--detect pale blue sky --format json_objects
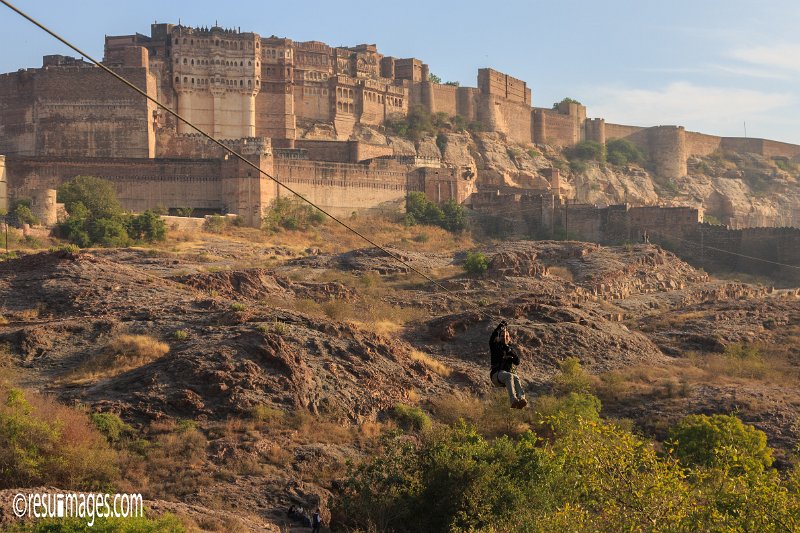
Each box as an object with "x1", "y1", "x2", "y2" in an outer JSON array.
[{"x1": 1, "y1": 0, "x2": 798, "y2": 143}]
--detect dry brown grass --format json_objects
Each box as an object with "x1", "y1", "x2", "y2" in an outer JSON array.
[
  {"x1": 408, "y1": 349, "x2": 452, "y2": 377},
  {"x1": 548, "y1": 265, "x2": 574, "y2": 282},
  {"x1": 68, "y1": 334, "x2": 169, "y2": 382}
]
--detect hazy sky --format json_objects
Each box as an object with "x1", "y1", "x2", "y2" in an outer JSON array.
[{"x1": 1, "y1": 0, "x2": 798, "y2": 143}]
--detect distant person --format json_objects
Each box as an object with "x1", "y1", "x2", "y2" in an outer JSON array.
[
  {"x1": 312, "y1": 508, "x2": 322, "y2": 533},
  {"x1": 489, "y1": 321, "x2": 527, "y2": 408}
]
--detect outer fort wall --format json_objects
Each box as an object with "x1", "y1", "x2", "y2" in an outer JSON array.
[
  {"x1": 603, "y1": 123, "x2": 645, "y2": 141},
  {"x1": 273, "y1": 160, "x2": 411, "y2": 217},
  {"x1": 456, "y1": 87, "x2": 479, "y2": 122},
  {"x1": 33, "y1": 65, "x2": 156, "y2": 158},
  {"x1": 426, "y1": 83, "x2": 459, "y2": 116},
  {"x1": 659, "y1": 224, "x2": 800, "y2": 286},
  {"x1": 0, "y1": 71, "x2": 36, "y2": 156},
  {"x1": 533, "y1": 109, "x2": 579, "y2": 146},
  {"x1": 6, "y1": 157, "x2": 225, "y2": 213},
  {"x1": 292, "y1": 140, "x2": 393, "y2": 163},
  {"x1": 685, "y1": 131, "x2": 722, "y2": 156}
]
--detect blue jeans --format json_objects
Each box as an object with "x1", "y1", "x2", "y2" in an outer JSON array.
[{"x1": 492, "y1": 370, "x2": 524, "y2": 403}]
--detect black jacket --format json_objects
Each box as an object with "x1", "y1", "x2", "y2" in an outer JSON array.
[{"x1": 489, "y1": 323, "x2": 519, "y2": 376}]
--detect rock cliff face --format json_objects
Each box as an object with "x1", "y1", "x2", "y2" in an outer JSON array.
[{"x1": 337, "y1": 125, "x2": 800, "y2": 228}]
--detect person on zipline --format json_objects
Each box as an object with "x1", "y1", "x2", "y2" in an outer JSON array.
[{"x1": 490, "y1": 320, "x2": 527, "y2": 409}]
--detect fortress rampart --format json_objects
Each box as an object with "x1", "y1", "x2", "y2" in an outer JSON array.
[
  {"x1": 474, "y1": 189, "x2": 800, "y2": 284},
  {"x1": 3, "y1": 21, "x2": 800, "y2": 181}
]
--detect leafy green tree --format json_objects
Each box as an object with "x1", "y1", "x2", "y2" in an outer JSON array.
[
  {"x1": 128, "y1": 210, "x2": 166, "y2": 242},
  {"x1": 428, "y1": 73, "x2": 442, "y2": 84},
  {"x1": 668, "y1": 414, "x2": 773, "y2": 473},
  {"x1": 88, "y1": 217, "x2": 130, "y2": 248},
  {"x1": 58, "y1": 176, "x2": 122, "y2": 220},
  {"x1": 464, "y1": 251, "x2": 488, "y2": 275},
  {"x1": 553, "y1": 97, "x2": 582, "y2": 110},
  {"x1": 56, "y1": 176, "x2": 167, "y2": 247},
  {"x1": 10, "y1": 200, "x2": 38, "y2": 227},
  {"x1": 441, "y1": 199, "x2": 467, "y2": 232}
]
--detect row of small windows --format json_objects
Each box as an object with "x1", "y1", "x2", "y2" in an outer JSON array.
[
  {"x1": 337, "y1": 102, "x2": 354, "y2": 113},
  {"x1": 176, "y1": 76, "x2": 259, "y2": 87},
  {"x1": 305, "y1": 71, "x2": 327, "y2": 81},
  {"x1": 264, "y1": 66, "x2": 292, "y2": 77},
  {"x1": 177, "y1": 57, "x2": 258, "y2": 68},
  {"x1": 299, "y1": 54, "x2": 328, "y2": 66},
  {"x1": 336, "y1": 87, "x2": 354, "y2": 99},
  {"x1": 263, "y1": 48, "x2": 290, "y2": 59},
  {"x1": 175, "y1": 37, "x2": 259, "y2": 49},
  {"x1": 302, "y1": 87, "x2": 328, "y2": 96}
]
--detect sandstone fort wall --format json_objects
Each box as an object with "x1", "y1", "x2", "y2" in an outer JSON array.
[{"x1": 0, "y1": 70, "x2": 36, "y2": 156}]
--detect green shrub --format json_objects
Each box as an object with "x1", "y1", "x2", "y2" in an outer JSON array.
[
  {"x1": 385, "y1": 105, "x2": 437, "y2": 141},
  {"x1": 566, "y1": 140, "x2": 605, "y2": 162},
  {"x1": 90, "y1": 412, "x2": 134, "y2": 445},
  {"x1": 173, "y1": 329, "x2": 190, "y2": 341},
  {"x1": 203, "y1": 214, "x2": 226, "y2": 233},
  {"x1": 175, "y1": 206, "x2": 194, "y2": 217},
  {"x1": 552, "y1": 357, "x2": 592, "y2": 395},
  {"x1": 262, "y1": 197, "x2": 326, "y2": 233},
  {"x1": 10, "y1": 200, "x2": 39, "y2": 227},
  {"x1": 129, "y1": 210, "x2": 166, "y2": 243},
  {"x1": 668, "y1": 413, "x2": 773, "y2": 473},
  {"x1": 391, "y1": 404, "x2": 431, "y2": 432},
  {"x1": 404, "y1": 192, "x2": 465, "y2": 233},
  {"x1": 464, "y1": 251, "x2": 488, "y2": 276},
  {"x1": 606, "y1": 138, "x2": 646, "y2": 166},
  {"x1": 88, "y1": 217, "x2": 130, "y2": 248},
  {"x1": 569, "y1": 159, "x2": 588, "y2": 174}
]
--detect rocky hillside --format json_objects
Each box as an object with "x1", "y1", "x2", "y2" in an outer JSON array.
[
  {"x1": 307, "y1": 121, "x2": 800, "y2": 229},
  {"x1": 2, "y1": 227, "x2": 799, "y2": 530}
]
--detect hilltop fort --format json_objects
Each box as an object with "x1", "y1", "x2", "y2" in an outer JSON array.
[{"x1": 0, "y1": 22, "x2": 799, "y2": 282}]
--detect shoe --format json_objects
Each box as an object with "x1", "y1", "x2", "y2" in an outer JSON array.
[{"x1": 517, "y1": 397, "x2": 528, "y2": 409}]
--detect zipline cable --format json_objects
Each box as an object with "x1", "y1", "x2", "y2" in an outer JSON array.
[{"x1": 0, "y1": 0, "x2": 498, "y2": 316}]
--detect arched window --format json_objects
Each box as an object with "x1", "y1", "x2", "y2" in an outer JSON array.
[
  {"x1": 191, "y1": 39, "x2": 194, "y2": 45},
  {"x1": 248, "y1": 80, "x2": 252, "y2": 87},
  {"x1": 174, "y1": 38, "x2": 178, "y2": 44},
  {"x1": 175, "y1": 76, "x2": 180, "y2": 83},
  {"x1": 183, "y1": 77, "x2": 188, "y2": 83},
  {"x1": 183, "y1": 58, "x2": 187, "y2": 64},
  {"x1": 240, "y1": 80, "x2": 243, "y2": 86},
  {"x1": 215, "y1": 40, "x2": 219, "y2": 46},
  {"x1": 175, "y1": 57, "x2": 179, "y2": 64},
  {"x1": 191, "y1": 59, "x2": 194, "y2": 65},
  {"x1": 191, "y1": 78, "x2": 194, "y2": 84},
  {"x1": 240, "y1": 61, "x2": 243, "y2": 66},
  {"x1": 248, "y1": 61, "x2": 252, "y2": 66}
]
